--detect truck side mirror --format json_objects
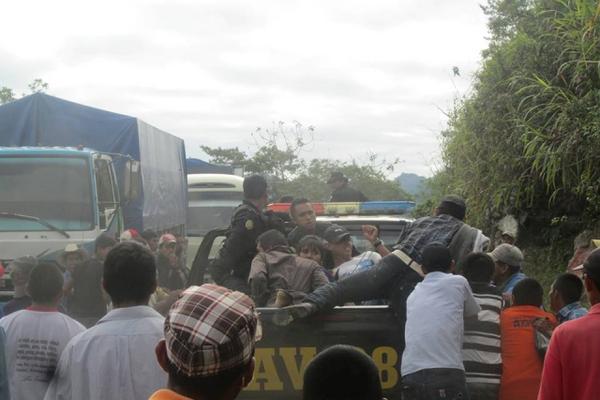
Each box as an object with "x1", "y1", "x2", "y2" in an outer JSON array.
[{"x1": 121, "y1": 160, "x2": 141, "y2": 203}]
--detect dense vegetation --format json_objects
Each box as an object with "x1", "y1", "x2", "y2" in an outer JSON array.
[{"x1": 429, "y1": 0, "x2": 600, "y2": 245}]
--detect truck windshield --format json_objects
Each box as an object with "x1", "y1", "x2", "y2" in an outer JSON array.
[
  {"x1": 187, "y1": 203, "x2": 238, "y2": 235},
  {"x1": 0, "y1": 156, "x2": 94, "y2": 231}
]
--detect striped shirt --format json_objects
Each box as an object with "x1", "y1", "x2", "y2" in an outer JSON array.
[{"x1": 462, "y1": 282, "x2": 503, "y2": 391}]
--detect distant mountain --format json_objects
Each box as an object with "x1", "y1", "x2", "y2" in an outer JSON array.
[{"x1": 396, "y1": 173, "x2": 426, "y2": 197}]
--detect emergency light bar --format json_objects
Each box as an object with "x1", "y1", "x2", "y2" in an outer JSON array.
[{"x1": 267, "y1": 201, "x2": 416, "y2": 216}]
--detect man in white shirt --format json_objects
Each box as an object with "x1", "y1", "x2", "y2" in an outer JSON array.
[
  {"x1": 401, "y1": 243, "x2": 480, "y2": 400},
  {"x1": 0, "y1": 262, "x2": 85, "y2": 399},
  {"x1": 44, "y1": 242, "x2": 167, "y2": 400}
]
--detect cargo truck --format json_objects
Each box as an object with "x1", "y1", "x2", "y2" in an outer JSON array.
[{"x1": 0, "y1": 93, "x2": 187, "y2": 298}]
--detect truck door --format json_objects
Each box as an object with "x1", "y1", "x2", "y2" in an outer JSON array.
[{"x1": 93, "y1": 156, "x2": 119, "y2": 231}]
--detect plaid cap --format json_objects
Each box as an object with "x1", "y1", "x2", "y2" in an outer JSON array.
[{"x1": 164, "y1": 284, "x2": 259, "y2": 377}]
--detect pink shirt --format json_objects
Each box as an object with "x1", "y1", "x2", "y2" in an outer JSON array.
[{"x1": 538, "y1": 303, "x2": 600, "y2": 400}]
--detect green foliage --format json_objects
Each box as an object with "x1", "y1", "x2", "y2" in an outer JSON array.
[
  {"x1": 201, "y1": 122, "x2": 411, "y2": 202},
  {"x1": 0, "y1": 87, "x2": 16, "y2": 104},
  {"x1": 0, "y1": 79, "x2": 49, "y2": 105},
  {"x1": 432, "y1": 0, "x2": 600, "y2": 234}
]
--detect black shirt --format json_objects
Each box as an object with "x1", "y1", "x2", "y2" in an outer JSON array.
[
  {"x1": 211, "y1": 201, "x2": 270, "y2": 287},
  {"x1": 330, "y1": 185, "x2": 368, "y2": 202},
  {"x1": 69, "y1": 258, "x2": 107, "y2": 318}
]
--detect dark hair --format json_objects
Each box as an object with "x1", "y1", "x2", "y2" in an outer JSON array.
[
  {"x1": 512, "y1": 278, "x2": 544, "y2": 306},
  {"x1": 463, "y1": 253, "x2": 495, "y2": 283},
  {"x1": 553, "y1": 273, "x2": 584, "y2": 305},
  {"x1": 278, "y1": 195, "x2": 294, "y2": 203},
  {"x1": 290, "y1": 198, "x2": 310, "y2": 217},
  {"x1": 437, "y1": 196, "x2": 466, "y2": 221},
  {"x1": 303, "y1": 345, "x2": 382, "y2": 400},
  {"x1": 141, "y1": 229, "x2": 158, "y2": 241},
  {"x1": 27, "y1": 263, "x2": 64, "y2": 304},
  {"x1": 95, "y1": 233, "x2": 117, "y2": 250},
  {"x1": 297, "y1": 235, "x2": 325, "y2": 256},
  {"x1": 166, "y1": 359, "x2": 249, "y2": 398},
  {"x1": 421, "y1": 243, "x2": 453, "y2": 273},
  {"x1": 243, "y1": 175, "x2": 267, "y2": 200},
  {"x1": 257, "y1": 229, "x2": 288, "y2": 251},
  {"x1": 103, "y1": 242, "x2": 157, "y2": 304}
]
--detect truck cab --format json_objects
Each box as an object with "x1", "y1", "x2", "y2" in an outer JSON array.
[{"x1": 0, "y1": 147, "x2": 139, "y2": 298}]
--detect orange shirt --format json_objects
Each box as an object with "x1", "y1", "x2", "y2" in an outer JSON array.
[
  {"x1": 499, "y1": 306, "x2": 557, "y2": 400},
  {"x1": 148, "y1": 389, "x2": 193, "y2": 400}
]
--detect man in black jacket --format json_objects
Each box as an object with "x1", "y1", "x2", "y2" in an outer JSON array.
[
  {"x1": 327, "y1": 172, "x2": 368, "y2": 202},
  {"x1": 210, "y1": 175, "x2": 283, "y2": 293}
]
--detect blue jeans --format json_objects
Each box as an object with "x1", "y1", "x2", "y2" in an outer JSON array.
[{"x1": 401, "y1": 368, "x2": 470, "y2": 400}]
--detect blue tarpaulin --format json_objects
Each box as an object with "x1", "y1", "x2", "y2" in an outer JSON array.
[
  {"x1": 186, "y1": 158, "x2": 234, "y2": 174},
  {"x1": 0, "y1": 93, "x2": 187, "y2": 231}
]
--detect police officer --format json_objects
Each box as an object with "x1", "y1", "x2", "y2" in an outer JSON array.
[
  {"x1": 210, "y1": 175, "x2": 282, "y2": 293},
  {"x1": 327, "y1": 172, "x2": 368, "y2": 202}
]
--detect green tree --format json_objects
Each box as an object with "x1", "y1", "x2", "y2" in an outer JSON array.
[
  {"x1": 0, "y1": 79, "x2": 49, "y2": 105},
  {"x1": 201, "y1": 122, "x2": 411, "y2": 201},
  {"x1": 430, "y1": 0, "x2": 600, "y2": 233}
]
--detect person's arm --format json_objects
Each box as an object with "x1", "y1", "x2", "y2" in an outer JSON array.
[
  {"x1": 361, "y1": 225, "x2": 390, "y2": 256},
  {"x1": 537, "y1": 330, "x2": 563, "y2": 400}
]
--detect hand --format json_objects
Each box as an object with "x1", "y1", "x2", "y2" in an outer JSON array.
[
  {"x1": 362, "y1": 225, "x2": 379, "y2": 243},
  {"x1": 272, "y1": 302, "x2": 317, "y2": 326}
]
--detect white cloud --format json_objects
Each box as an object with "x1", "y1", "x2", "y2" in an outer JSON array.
[{"x1": 1, "y1": 0, "x2": 489, "y2": 177}]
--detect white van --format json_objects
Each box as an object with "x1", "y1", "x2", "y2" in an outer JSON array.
[{"x1": 186, "y1": 174, "x2": 244, "y2": 267}]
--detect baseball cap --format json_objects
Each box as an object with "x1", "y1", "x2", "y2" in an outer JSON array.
[
  {"x1": 488, "y1": 244, "x2": 524, "y2": 268},
  {"x1": 323, "y1": 224, "x2": 351, "y2": 244},
  {"x1": 582, "y1": 248, "x2": 600, "y2": 282},
  {"x1": 327, "y1": 171, "x2": 348, "y2": 184},
  {"x1": 164, "y1": 284, "x2": 259, "y2": 377},
  {"x1": 120, "y1": 228, "x2": 140, "y2": 241},
  {"x1": 63, "y1": 243, "x2": 82, "y2": 253},
  {"x1": 158, "y1": 233, "x2": 177, "y2": 247}
]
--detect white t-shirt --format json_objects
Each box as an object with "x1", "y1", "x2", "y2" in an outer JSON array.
[
  {"x1": 335, "y1": 251, "x2": 382, "y2": 281},
  {"x1": 44, "y1": 305, "x2": 167, "y2": 400},
  {"x1": 401, "y1": 271, "x2": 480, "y2": 376},
  {"x1": 0, "y1": 309, "x2": 85, "y2": 400}
]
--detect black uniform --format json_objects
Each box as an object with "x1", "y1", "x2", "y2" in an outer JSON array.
[
  {"x1": 210, "y1": 200, "x2": 280, "y2": 293},
  {"x1": 330, "y1": 185, "x2": 368, "y2": 202}
]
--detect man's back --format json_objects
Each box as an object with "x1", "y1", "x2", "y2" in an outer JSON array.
[
  {"x1": 0, "y1": 309, "x2": 85, "y2": 399},
  {"x1": 44, "y1": 305, "x2": 167, "y2": 400},
  {"x1": 249, "y1": 250, "x2": 328, "y2": 306},
  {"x1": 499, "y1": 305, "x2": 556, "y2": 400},
  {"x1": 395, "y1": 214, "x2": 463, "y2": 263},
  {"x1": 402, "y1": 272, "x2": 479, "y2": 376},
  {"x1": 538, "y1": 303, "x2": 600, "y2": 400},
  {"x1": 462, "y1": 282, "x2": 502, "y2": 399}
]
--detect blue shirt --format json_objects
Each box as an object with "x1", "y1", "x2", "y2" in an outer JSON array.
[
  {"x1": 557, "y1": 301, "x2": 588, "y2": 323},
  {"x1": 501, "y1": 271, "x2": 527, "y2": 294}
]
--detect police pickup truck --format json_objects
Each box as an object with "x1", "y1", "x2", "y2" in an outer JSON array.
[{"x1": 188, "y1": 201, "x2": 414, "y2": 399}]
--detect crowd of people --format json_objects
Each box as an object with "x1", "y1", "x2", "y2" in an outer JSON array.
[{"x1": 0, "y1": 172, "x2": 598, "y2": 400}]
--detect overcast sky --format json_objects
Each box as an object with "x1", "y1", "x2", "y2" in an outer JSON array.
[{"x1": 1, "y1": 0, "x2": 489, "y2": 177}]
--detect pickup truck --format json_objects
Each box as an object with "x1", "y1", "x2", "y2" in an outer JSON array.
[{"x1": 188, "y1": 206, "x2": 414, "y2": 399}]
